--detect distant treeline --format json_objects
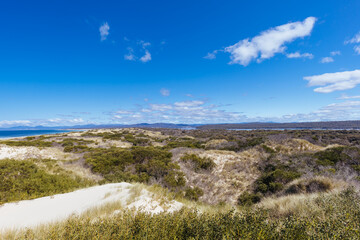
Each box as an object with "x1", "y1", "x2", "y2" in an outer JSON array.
[{"x1": 197, "y1": 121, "x2": 360, "y2": 130}]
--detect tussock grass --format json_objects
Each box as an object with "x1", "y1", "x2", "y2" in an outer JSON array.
[{"x1": 4, "y1": 188, "x2": 360, "y2": 240}]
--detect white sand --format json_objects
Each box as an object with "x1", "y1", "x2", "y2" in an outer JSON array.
[
  {"x1": 0, "y1": 183, "x2": 183, "y2": 231},
  {"x1": 0, "y1": 145, "x2": 74, "y2": 160}
]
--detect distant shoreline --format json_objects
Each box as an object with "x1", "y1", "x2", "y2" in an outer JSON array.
[{"x1": 0, "y1": 130, "x2": 75, "y2": 139}]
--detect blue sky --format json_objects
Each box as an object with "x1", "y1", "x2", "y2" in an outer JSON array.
[{"x1": 1, "y1": 0, "x2": 360, "y2": 127}]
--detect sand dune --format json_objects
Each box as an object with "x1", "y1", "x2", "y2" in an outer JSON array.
[{"x1": 0, "y1": 183, "x2": 183, "y2": 231}]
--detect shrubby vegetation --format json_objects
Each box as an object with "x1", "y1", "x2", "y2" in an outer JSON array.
[
  {"x1": 0, "y1": 160, "x2": 92, "y2": 204},
  {"x1": 181, "y1": 153, "x2": 215, "y2": 172},
  {"x1": 85, "y1": 146, "x2": 185, "y2": 189},
  {"x1": 1, "y1": 140, "x2": 52, "y2": 147}
]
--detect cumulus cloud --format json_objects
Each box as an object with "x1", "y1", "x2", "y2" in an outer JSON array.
[
  {"x1": 140, "y1": 50, "x2": 151, "y2": 62},
  {"x1": 286, "y1": 52, "x2": 314, "y2": 59},
  {"x1": 223, "y1": 17, "x2": 316, "y2": 66},
  {"x1": 320, "y1": 57, "x2": 334, "y2": 63},
  {"x1": 99, "y1": 22, "x2": 110, "y2": 41},
  {"x1": 160, "y1": 88, "x2": 170, "y2": 96},
  {"x1": 304, "y1": 69, "x2": 360, "y2": 93}
]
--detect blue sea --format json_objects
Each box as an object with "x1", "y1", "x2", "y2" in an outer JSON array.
[{"x1": 0, "y1": 130, "x2": 72, "y2": 139}]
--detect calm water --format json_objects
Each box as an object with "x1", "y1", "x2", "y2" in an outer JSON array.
[{"x1": 0, "y1": 130, "x2": 72, "y2": 139}]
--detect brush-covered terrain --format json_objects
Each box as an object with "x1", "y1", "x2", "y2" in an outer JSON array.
[{"x1": 1, "y1": 128, "x2": 360, "y2": 239}]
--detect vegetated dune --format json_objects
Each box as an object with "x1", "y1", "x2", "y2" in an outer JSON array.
[
  {"x1": 0, "y1": 145, "x2": 75, "y2": 161},
  {"x1": 0, "y1": 183, "x2": 183, "y2": 232}
]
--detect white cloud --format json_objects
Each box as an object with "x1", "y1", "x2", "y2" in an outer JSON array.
[
  {"x1": 345, "y1": 32, "x2": 360, "y2": 44},
  {"x1": 330, "y1": 51, "x2": 341, "y2": 56},
  {"x1": 286, "y1": 52, "x2": 314, "y2": 59},
  {"x1": 124, "y1": 48, "x2": 136, "y2": 61},
  {"x1": 99, "y1": 22, "x2": 110, "y2": 41},
  {"x1": 174, "y1": 100, "x2": 204, "y2": 107},
  {"x1": 223, "y1": 17, "x2": 316, "y2": 66},
  {"x1": 204, "y1": 50, "x2": 219, "y2": 60},
  {"x1": 345, "y1": 32, "x2": 360, "y2": 54},
  {"x1": 150, "y1": 104, "x2": 172, "y2": 111},
  {"x1": 320, "y1": 57, "x2": 334, "y2": 63},
  {"x1": 354, "y1": 45, "x2": 360, "y2": 55},
  {"x1": 160, "y1": 88, "x2": 170, "y2": 96},
  {"x1": 140, "y1": 50, "x2": 151, "y2": 62},
  {"x1": 304, "y1": 69, "x2": 360, "y2": 93},
  {"x1": 337, "y1": 94, "x2": 360, "y2": 100}
]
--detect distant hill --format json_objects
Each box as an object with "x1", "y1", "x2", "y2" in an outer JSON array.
[
  {"x1": 2, "y1": 120, "x2": 360, "y2": 131},
  {"x1": 197, "y1": 120, "x2": 360, "y2": 130}
]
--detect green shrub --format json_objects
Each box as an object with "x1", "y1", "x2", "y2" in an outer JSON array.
[
  {"x1": 255, "y1": 166, "x2": 301, "y2": 194},
  {"x1": 0, "y1": 160, "x2": 91, "y2": 204},
  {"x1": 1, "y1": 140, "x2": 52, "y2": 147},
  {"x1": 85, "y1": 147, "x2": 186, "y2": 190},
  {"x1": 237, "y1": 191, "x2": 262, "y2": 206},
  {"x1": 184, "y1": 187, "x2": 204, "y2": 201},
  {"x1": 315, "y1": 147, "x2": 350, "y2": 166},
  {"x1": 181, "y1": 153, "x2": 216, "y2": 172}
]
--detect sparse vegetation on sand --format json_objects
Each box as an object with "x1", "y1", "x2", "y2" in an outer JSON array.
[{"x1": 2, "y1": 128, "x2": 360, "y2": 239}]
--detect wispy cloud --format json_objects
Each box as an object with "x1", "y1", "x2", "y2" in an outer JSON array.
[
  {"x1": 337, "y1": 94, "x2": 360, "y2": 100},
  {"x1": 99, "y1": 22, "x2": 110, "y2": 41},
  {"x1": 124, "y1": 47, "x2": 136, "y2": 61},
  {"x1": 330, "y1": 51, "x2": 341, "y2": 56},
  {"x1": 286, "y1": 52, "x2": 313, "y2": 59},
  {"x1": 304, "y1": 69, "x2": 360, "y2": 93},
  {"x1": 160, "y1": 88, "x2": 170, "y2": 96},
  {"x1": 0, "y1": 118, "x2": 87, "y2": 128},
  {"x1": 345, "y1": 32, "x2": 360, "y2": 54},
  {"x1": 217, "y1": 17, "x2": 316, "y2": 66},
  {"x1": 124, "y1": 40, "x2": 152, "y2": 62},
  {"x1": 345, "y1": 32, "x2": 360, "y2": 44},
  {"x1": 354, "y1": 45, "x2": 360, "y2": 55},
  {"x1": 320, "y1": 57, "x2": 334, "y2": 63}
]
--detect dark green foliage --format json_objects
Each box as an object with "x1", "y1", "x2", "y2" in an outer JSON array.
[
  {"x1": 181, "y1": 153, "x2": 216, "y2": 172},
  {"x1": 1, "y1": 140, "x2": 52, "y2": 147},
  {"x1": 0, "y1": 160, "x2": 91, "y2": 204},
  {"x1": 285, "y1": 179, "x2": 332, "y2": 195},
  {"x1": 124, "y1": 134, "x2": 150, "y2": 146},
  {"x1": 255, "y1": 165, "x2": 301, "y2": 194},
  {"x1": 184, "y1": 187, "x2": 204, "y2": 201},
  {"x1": 85, "y1": 147, "x2": 185, "y2": 189},
  {"x1": 315, "y1": 147, "x2": 350, "y2": 166},
  {"x1": 262, "y1": 144, "x2": 276, "y2": 153},
  {"x1": 165, "y1": 139, "x2": 204, "y2": 149},
  {"x1": 237, "y1": 192, "x2": 262, "y2": 206},
  {"x1": 238, "y1": 137, "x2": 264, "y2": 149},
  {"x1": 22, "y1": 189, "x2": 360, "y2": 239}
]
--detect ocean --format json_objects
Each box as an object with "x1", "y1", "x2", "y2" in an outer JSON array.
[{"x1": 0, "y1": 130, "x2": 72, "y2": 139}]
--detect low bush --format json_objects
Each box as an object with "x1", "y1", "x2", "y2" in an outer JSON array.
[
  {"x1": 184, "y1": 186, "x2": 204, "y2": 201},
  {"x1": 181, "y1": 153, "x2": 216, "y2": 172},
  {"x1": 1, "y1": 140, "x2": 52, "y2": 147},
  {"x1": 237, "y1": 191, "x2": 262, "y2": 206},
  {"x1": 0, "y1": 160, "x2": 91, "y2": 204},
  {"x1": 315, "y1": 146, "x2": 350, "y2": 166},
  {"x1": 85, "y1": 147, "x2": 186, "y2": 189},
  {"x1": 255, "y1": 165, "x2": 301, "y2": 194}
]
